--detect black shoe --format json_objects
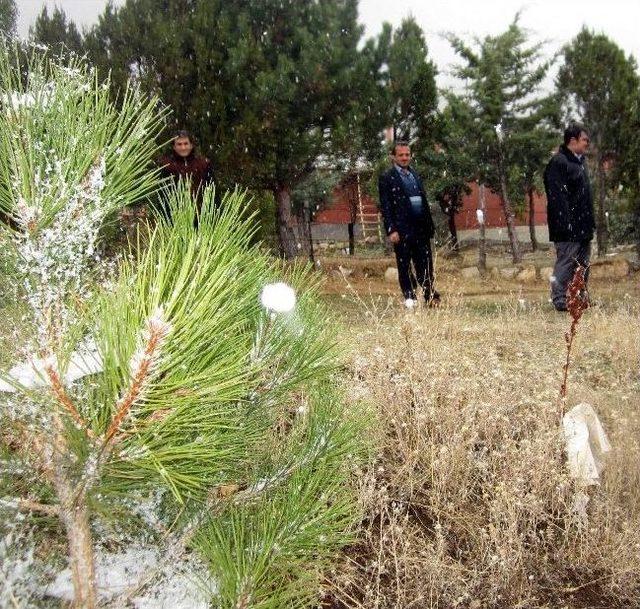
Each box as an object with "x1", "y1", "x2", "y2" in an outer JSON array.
[
  {"x1": 554, "y1": 304, "x2": 568, "y2": 312},
  {"x1": 427, "y1": 291, "x2": 441, "y2": 307}
]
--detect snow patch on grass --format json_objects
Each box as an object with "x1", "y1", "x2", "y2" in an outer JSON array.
[{"x1": 44, "y1": 545, "x2": 214, "y2": 608}]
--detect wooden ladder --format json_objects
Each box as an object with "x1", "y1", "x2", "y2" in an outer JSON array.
[{"x1": 355, "y1": 172, "x2": 382, "y2": 243}]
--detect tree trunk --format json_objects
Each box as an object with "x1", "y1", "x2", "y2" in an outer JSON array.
[
  {"x1": 274, "y1": 185, "x2": 299, "y2": 259},
  {"x1": 63, "y1": 499, "x2": 96, "y2": 609},
  {"x1": 447, "y1": 205, "x2": 459, "y2": 252},
  {"x1": 528, "y1": 186, "x2": 538, "y2": 252},
  {"x1": 478, "y1": 184, "x2": 487, "y2": 274},
  {"x1": 301, "y1": 203, "x2": 315, "y2": 263},
  {"x1": 52, "y1": 430, "x2": 96, "y2": 609},
  {"x1": 348, "y1": 222, "x2": 355, "y2": 255},
  {"x1": 596, "y1": 151, "x2": 608, "y2": 256},
  {"x1": 498, "y1": 172, "x2": 522, "y2": 263}
]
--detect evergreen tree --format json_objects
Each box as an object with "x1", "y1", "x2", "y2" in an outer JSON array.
[
  {"x1": 617, "y1": 89, "x2": 640, "y2": 254},
  {"x1": 417, "y1": 94, "x2": 476, "y2": 251},
  {"x1": 557, "y1": 28, "x2": 640, "y2": 255},
  {"x1": 29, "y1": 6, "x2": 84, "y2": 56},
  {"x1": 86, "y1": 0, "x2": 370, "y2": 259},
  {"x1": 0, "y1": 49, "x2": 364, "y2": 607},
  {"x1": 448, "y1": 17, "x2": 556, "y2": 263},
  {"x1": 508, "y1": 116, "x2": 559, "y2": 251},
  {"x1": 384, "y1": 17, "x2": 438, "y2": 143},
  {"x1": 0, "y1": 0, "x2": 16, "y2": 38}
]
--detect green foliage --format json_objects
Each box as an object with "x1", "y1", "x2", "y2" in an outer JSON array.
[
  {"x1": 0, "y1": 45, "x2": 165, "y2": 229},
  {"x1": 417, "y1": 94, "x2": 476, "y2": 209},
  {"x1": 558, "y1": 28, "x2": 639, "y2": 153},
  {"x1": 446, "y1": 15, "x2": 559, "y2": 261},
  {"x1": 88, "y1": 188, "x2": 341, "y2": 501},
  {"x1": 85, "y1": 1, "x2": 368, "y2": 199},
  {"x1": 448, "y1": 16, "x2": 558, "y2": 200},
  {"x1": 449, "y1": 16, "x2": 557, "y2": 192},
  {"x1": 291, "y1": 169, "x2": 340, "y2": 217},
  {"x1": 0, "y1": 0, "x2": 16, "y2": 38},
  {"x1": 0, "y1": 50, "x2": 365, "y2": 605},
  {"x1": 195, "y1": 386, "x2": 367, "y2": 608},
  {"x1": 384, "y1": 17, "x2": 438, "y2": 143},
  {"x1": 30, "y1": 6, "x2": 84, "y2": 56},
  {"x1": 558, "y1": 28, "x2": 640, "y2": 252}
]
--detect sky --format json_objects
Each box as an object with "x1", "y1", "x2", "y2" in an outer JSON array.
[{"x1": 16, "y1": 0, "x2": 640, "y2": 90}]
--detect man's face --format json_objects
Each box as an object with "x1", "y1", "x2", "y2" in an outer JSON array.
[
  {"x1": 570, "y1": 132, "x2": 590, "y2": 156},
  {"x1": 393, "y1": 145, "x2": 412, "y2": 168},
  {"x1": 173, "y1": 136, "x2": 194, "y2": 158}
]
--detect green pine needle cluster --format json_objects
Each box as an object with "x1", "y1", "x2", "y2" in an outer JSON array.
[{"x1": 0, "y1": 48, "x2": 367, "y2": 607}]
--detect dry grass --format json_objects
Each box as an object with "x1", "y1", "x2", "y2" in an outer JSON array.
[{"x1": 326, "y1": 286, "x2": 640, "y2": 608}]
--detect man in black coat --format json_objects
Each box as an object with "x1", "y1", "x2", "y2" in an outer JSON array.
[
  {"x1": 378, "y1": 141, "x2": 439, "y2": 307},
  {"x1": 543, "y1": 123, "x2": 595, "y2": 311}
]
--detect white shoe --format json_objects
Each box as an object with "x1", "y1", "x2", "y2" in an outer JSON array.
[{"x1": 404, "y1": 298, "x2": 417, "y2": 309}]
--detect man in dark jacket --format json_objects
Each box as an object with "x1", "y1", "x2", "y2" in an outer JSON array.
[
  {"x1": 543, "y1": 123, "x2": 595, "y2": 311},
  {"x1": 157, "y1": 130, "x2": 215, "y2": 219},
  {"x1": 378, "y1": 141, "x2": 439, "y2": 307}
]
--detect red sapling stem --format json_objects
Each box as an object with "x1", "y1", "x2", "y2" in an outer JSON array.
[{"x1": 559, "y1": 265, "x2": 589, "y2": 416}]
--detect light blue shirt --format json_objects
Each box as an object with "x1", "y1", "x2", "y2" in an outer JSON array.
[{"x1": 394, "y1": 164, "x2": 423, "y2": 216}]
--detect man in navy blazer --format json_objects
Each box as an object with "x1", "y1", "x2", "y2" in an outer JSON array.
[{"x1": 378, "y1": 141, "x2": 439, "y2": 307}]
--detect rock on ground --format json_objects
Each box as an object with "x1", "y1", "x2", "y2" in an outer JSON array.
[
  {"x1": 384, "y1": 267, "x2": 399, "y2": 283},
  {"x1": 589, "y1": 257, "x2": 630, "y2": 279},
  {"x1": 516, "y1": 265, "x2": 537, "y2": 283},
  {"x1": 540, "y1": 266, "x2": 554, "y2": 282},
  {"x1": 461, "y1": 266, "x2": 481, "y2": 279}
]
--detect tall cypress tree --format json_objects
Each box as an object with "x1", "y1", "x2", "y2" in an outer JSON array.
[
  {"x1": 384, "y1": 17, "x2": 438, "y2": 144},
  {"x1": 30, "y1": 6, "x2": 83, "y2": 55},
  {"x1": 0, "y1": 0, "x2": 16, "y2": 38},
  {"x1": 448, "y1": 17, "x2": 556, "y2": 263},
  {"x1": 558, "y1": 28, "x2": 640, "y2": 256}
]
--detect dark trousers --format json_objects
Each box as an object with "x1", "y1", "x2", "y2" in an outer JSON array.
[
  {"x1": 393, "y1": 234, "x2": 435, "y2": 301},
  {"x1": 552, "y1": 240, "x2": 591, "y2": 309}
]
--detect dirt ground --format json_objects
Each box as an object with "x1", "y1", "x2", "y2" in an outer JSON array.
[{"x1": 319, "y1": 254, "x2": 640, "y2": 315}]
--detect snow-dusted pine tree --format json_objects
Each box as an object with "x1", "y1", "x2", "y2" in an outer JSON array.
[{"x1": 0, "y1": 48, "x2": 365, "y2": 608}]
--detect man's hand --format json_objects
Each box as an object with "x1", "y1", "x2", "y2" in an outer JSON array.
[{"x1": 388, "y1": 231, "x2": 400, "y2": 244}]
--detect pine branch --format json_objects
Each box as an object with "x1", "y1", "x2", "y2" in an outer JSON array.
[
  {"x1": 44, "y1": 361, "x2": 94, "y2": 438},
  {"x1": 104, "y1": 308, "x2": 171, "y2": 445},
  {"x1": 11, "y1": 497, "x2": 60, "y2": 517}
]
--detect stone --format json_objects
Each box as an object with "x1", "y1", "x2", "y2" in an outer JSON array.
[
  {"x1": 384, "y1": 267, "x2": 399, "y2": 283},
  {"x1": 461, "y1": 266, "x2": 481, "y2": 279},
  {"x1": 337, "y1": 265, "x2": 353, "y2": 278},
  {"x1": 589, "y1": 257, "x2": 630, "y2": 279},
  {"x1": 499, "y1": 267, "x2": 518, "y2": 280},
  {"x1": 516, "y1": 265, "x2": 537, "y2": 283},
  {"x1": 540, "y1": 266, "x2": 554, "y2": 282}
]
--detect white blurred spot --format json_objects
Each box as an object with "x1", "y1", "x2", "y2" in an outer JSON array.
[{"x1": 260, "y1": 282, "x2": 296, "y2": 313}]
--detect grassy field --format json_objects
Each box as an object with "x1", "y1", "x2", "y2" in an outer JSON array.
[
  {"x1": 1, "y1": 258, "x2": 639, "y2": 608},
  {"x1": 323, "y1": 271, "x2": 640, "y2": 608}
]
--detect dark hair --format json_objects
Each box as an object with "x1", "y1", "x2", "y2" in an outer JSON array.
[
  {"x1": 563, "y1": 123, "x2": 588, "y2": 146},
  {"x1": 391, "y1": 140, "x2": 410, "y2": 155},
  {"x1": 173, "y1": 129, "x2": 195, "y2": 144}
]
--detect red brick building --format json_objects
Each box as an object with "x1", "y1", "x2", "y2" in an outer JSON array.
[{"x1": 313, "y1": 174, "x2": 548, "y2": 241}]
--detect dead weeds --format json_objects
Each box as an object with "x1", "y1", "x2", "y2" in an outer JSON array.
[{"x1": 326, "y1": 289, "x2": 640, "y2": 609}]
